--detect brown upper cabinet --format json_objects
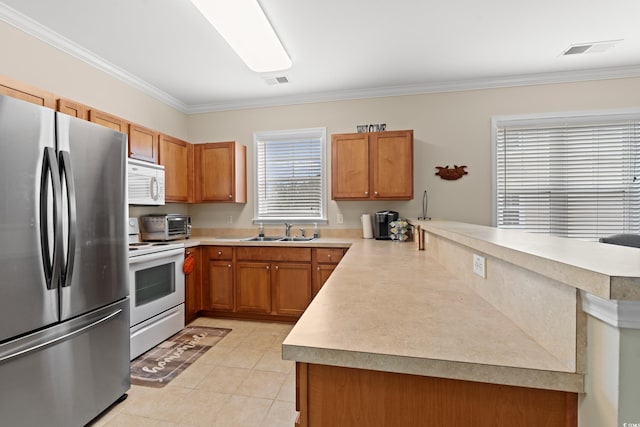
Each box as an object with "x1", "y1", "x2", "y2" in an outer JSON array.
[
  {"x1": 195, "y1": 141, "x2": 247, "y2": 203},
  {"x1": 159, "y1": 134, "x2": 193, "y2": 202},
  {"x1": 128, "y1": 123, "x2": 159, "y2": 164},
  {"x1": 56, "y1": 98, "x2": 88, "y2": 120},
  {"x1": 88, "y1": 108, "x2": 128, "y2": 133},
  {"x1": 0, "y1": 74, "x2": 55, "y2": 108},
  {"x1": 331, "y1": 130, "x2": 414, "y2": 200}
]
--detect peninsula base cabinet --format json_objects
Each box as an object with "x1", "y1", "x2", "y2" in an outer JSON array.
[{"x1": 295, "y1": 363, "x2": 577, "y2": 427}]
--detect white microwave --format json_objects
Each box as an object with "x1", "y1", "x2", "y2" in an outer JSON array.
[{"x1": 127, "y1": 158, "x2": 165, "y2": 205}]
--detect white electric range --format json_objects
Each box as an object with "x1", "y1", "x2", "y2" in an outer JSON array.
[{"x1": 128, "y1": 217, "x2": 185, "y2": 360}]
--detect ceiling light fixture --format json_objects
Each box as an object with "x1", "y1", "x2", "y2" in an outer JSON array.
[{"x1": 191, "y1": 0, "x2": 292, "y2": 73}]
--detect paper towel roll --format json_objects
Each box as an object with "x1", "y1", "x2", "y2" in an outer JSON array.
[{"x1": 361, "y1": 213, "x2": 374, "y2": 239}]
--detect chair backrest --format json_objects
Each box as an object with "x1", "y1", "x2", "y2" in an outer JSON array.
[{"x1": 599, "y1": 234, "x2": 640, "y2": 248}]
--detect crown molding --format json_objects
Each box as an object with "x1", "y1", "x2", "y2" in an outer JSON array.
[
  {"x1": 3, "y1": 2, "x2": 640, "y2": 115},
  {"x1": 185, "y1": 65, "x2": 640, "y2": 113},
  {"x1": 581, "y1": 291, "x2": 640, "y2": 329}
]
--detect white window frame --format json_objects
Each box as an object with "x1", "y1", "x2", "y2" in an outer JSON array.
[
  {"x1": 253, "y1": 127, "x2": 327, "y2": 224},
  {"x1": 492, "y1": 108, "x2": 640, "y2": 239}
]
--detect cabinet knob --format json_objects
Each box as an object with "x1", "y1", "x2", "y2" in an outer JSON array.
[
  {"x1": 317, "y1": 266, "x2": 320, "y2": 271},
  {"x1": 275, "y1": 265, "x2": 279, "y2": 270},
  {"x1": 227, "y1": 264, "x2": 231, "y2": 268},
  {"x1": 228, "y1": 194, "x2": 233, "y2": 199},
  {"x1": 374, "y1": 191, "x2": 378, "y2": 196},
  {"x1": 364, "y1": 191, "x2": 368, "y2": 195},
  {"x1": 217, "y1": 251, "x2": 222, "y2": 256},
  {"x1": 266, "y1": 265, "x2": 270, "y2": 270}
]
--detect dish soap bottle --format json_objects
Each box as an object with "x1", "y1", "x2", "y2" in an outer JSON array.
[
  {"x1": 258, "y1": 222, "x2": 265, "y2": 238},
  {"x1": 313, "y1": 223, "x2": 319, "y2": 238}
]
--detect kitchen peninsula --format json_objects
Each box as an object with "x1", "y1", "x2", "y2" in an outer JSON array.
[{"x1": 282, "y1": 220, "x2": 640, "y2": 427}]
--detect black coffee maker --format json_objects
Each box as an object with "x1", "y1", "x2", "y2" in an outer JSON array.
[{"x1": 374, "y1": 210, "x2": 399, "y2": 240}]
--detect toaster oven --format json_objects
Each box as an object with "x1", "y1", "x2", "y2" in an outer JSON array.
[{"x1": 140, "y1": 214, "x2": 191, "y2": 241}]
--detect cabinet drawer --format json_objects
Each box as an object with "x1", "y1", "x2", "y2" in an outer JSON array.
[
  {"x1": 236, "y1": 247, "x2": 311, "y2": 262},
  {"x1": 315, "y1": 248, "x2": 344, "y2": 264},
  {"x1": 208, "y1": 246, "x2": 233, "y2": 260}
]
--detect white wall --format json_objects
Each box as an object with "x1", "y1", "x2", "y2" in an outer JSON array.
[
  {"x1": 188, "y1": 78, "x2": 640, "y2": 229},
  {"x1": 0, "y1": 21, "x2": 189, "y2": 140}
]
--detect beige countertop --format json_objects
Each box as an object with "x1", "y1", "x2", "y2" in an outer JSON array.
[
  {"x1": 281, "y1": 235, "x2": 583, "y2": 393},
  {"x1": 417, "y1": 220, "x2": 640, "y2": 300}
]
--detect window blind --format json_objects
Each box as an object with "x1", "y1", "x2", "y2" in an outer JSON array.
[
  {"x1": 495, "y1": 115, "x2": 640, "y2": 239},
  {"x1": 255, "y1": 128, "x2": 325, "y2": 222}
]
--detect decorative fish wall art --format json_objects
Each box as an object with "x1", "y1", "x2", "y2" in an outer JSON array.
[{"x1": 435, "y1": 165, "x2": 468, "y2": 180}]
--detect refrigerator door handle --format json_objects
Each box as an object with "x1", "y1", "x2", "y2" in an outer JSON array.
[
  {"x1": 59, "y1": 150, "x2": 77, "y2": 288},
  {"x1": 0, "y1": 309, "x2": 123, "y2": 363},
  {"x1": 40, "y1": 147, "x2": 63, "y2": 291}
]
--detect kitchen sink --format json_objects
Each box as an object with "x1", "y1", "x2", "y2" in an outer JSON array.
[
  {"x1": 280, "y1": 236, "x2": 316, "y2": 242},
  {"x1": 243, "y1": 236, "x2": 316, "y2": 242},
  {"x1": 244, "y1": 236, "x2": 286, "y2": 241}
]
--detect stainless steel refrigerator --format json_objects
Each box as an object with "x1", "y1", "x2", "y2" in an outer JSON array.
[{"x1": 0, "y1": 94, "x2": 130, "y2": 426}]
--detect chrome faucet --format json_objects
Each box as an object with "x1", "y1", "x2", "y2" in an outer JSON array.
[{"x1": 284, "y1": 222, "x2": 293, "y2": 238}]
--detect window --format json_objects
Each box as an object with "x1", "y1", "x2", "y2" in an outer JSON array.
[
  {"x1": 254, "y1": 127, "x2": 326, "y2": 223},
  {"x1": 494, "y1": 111, "x2": 640, "y2": 239}
]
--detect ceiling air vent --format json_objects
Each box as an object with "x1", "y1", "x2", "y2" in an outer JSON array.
[
  {"x1": 263, "y1": 75, "x2": 289, "y2": 85},
  {"x1": 562, "y1": 40, "x2": 622, "y2": 56}
]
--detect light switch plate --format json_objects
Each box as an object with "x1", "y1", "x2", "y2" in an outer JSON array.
[
  {"x1": 336, "y1": 213, "x2": 344, "y2": 224},
  {"x1": 473, "y1": 254, "x2": 486, "y2": 279}
]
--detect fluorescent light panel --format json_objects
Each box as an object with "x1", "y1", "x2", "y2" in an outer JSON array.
[{"x1": 191, "y1": 0, "x2": 291, "y2": 73}]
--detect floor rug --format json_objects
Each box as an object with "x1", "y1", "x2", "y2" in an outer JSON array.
[{"x1": 130, "y1": 326, "x2": 231, "y2": 388}]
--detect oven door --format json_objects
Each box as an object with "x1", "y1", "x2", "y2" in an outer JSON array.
[{"x1": 128, "y1": 248, "x2": 185, "y2": 327}]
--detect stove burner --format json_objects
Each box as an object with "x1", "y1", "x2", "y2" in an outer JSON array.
[
  {"x1": 129, "y1": 247, "x2": 139, "y2": 251},
  {"x1": 152, "y1": 242, "x2": 170, "y2": 246},
  {"x1": 130, "y1": 243, "x2": 148, "y2": 247}
]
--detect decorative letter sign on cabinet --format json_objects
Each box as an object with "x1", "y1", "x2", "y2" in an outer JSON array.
[{"x1": 331, "y1": 130, "x2": 413, "y2": 200}]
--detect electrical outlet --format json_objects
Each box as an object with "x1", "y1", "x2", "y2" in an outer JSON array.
[
  {"x1": 473, "y1": 254, "x2": 486, "y2": 279},
  {"x1": 226, "y1": 215, "x2": 233, "y2": 225},
  {"x1": 336, "y1": 213, "x2": 344, "y2": 224}
]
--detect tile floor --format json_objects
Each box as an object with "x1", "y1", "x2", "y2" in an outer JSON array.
[{"x1": 91, "y1": 318, "x2": 297, "y2": 427}]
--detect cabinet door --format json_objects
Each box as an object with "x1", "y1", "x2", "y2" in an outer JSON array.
[
  {"x1": 272, "y1": 263, "x2": 312, "y2": 317},
  {"x1": 159, "y1": 134, "x2": 191, "y2": 202},
  {"x1": 129, "y1": 124, "x2": 159, "y2": 163},
  {"x1": 313, "y1": 264, "x2": 337, "y2": 298},
  {"x1": 184, "y1": 248, "x2": 201, "y2": 323},
  {"x1": 236, "y1": 262, "x2": 271, "y2": 313},
  {"x1": 370, "y1": 130, "x2": 413, "y2": 199},
  {"x1": 205, "y1": 260, "x2": 234, "y2": 311},
  {"x1": 331, "y1": 133, "x2": 370, "y2": 199},
  {"x1": 88, "y1": 109, "x2": 127, "y2": 133},
  {"x1": 197, "y1": 142, "x2": 234, "y2": 202},
  {"x1": 0, "y1": 74, "x2": 55, "y2": 108},
  {"x1": 56, "y1": 98, "x2": 87, "y2": 120}
]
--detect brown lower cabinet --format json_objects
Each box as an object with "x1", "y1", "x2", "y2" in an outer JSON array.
[
  {"x1": 198, "y1": 245, "x2": 337, "y2": 322},
  {"x1": 296, "y1": 363, "x2": 577, "y2": 427},
  {"x1": 312, "y1": 248, "x2": 345, "y2": 298},
  {"x1": 184, "y1": 247, "x2": 202, "y2": 324}
]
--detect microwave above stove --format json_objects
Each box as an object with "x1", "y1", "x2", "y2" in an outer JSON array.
[{"x1": 140, "y1": 214, "x2": 191, "y2": 241}]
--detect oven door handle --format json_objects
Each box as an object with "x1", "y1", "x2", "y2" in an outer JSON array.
[{"x1": 128, "y1": 247, "x2": 185, "y2": 265}]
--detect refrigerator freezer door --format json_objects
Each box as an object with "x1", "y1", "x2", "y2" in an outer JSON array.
[
  {"x1": 56, "y1": 114, "x2": 128, "y2": 320},
  {"x1": 0, "y1": 95, "x2": 59, "y2": 342},
  {"x1": 0, "y1": 298, "x2": 130, "y2": 426}
]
